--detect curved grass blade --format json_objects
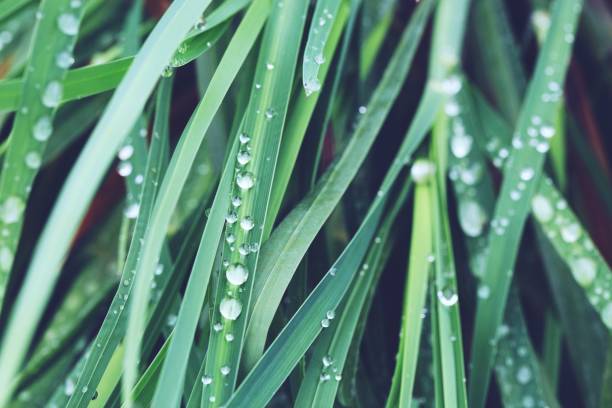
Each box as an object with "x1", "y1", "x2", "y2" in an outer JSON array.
[
  {"x1": 302, "y1": 0, "x2": 342, "y2": 95},
  {"x1": 468, "y1": 2, "x2": 585, "y2": 405},
  {"x1": 0, "y1": 0, "x2": 87, "y2": 309},
  {"x1": 264, "y1": 0, "x2": 349, "y2": 235},
  {"x1": 200, "y1": 1, "x2": 309, "y2": 406},
  {"x1": 294, "y1": 183, "x2": 409, "y2": 408},
  {"x1": 226, "y1": 193, "x2": 388, "y2": 408},
  {"x1": 244, "y1": 0, "x2": 435, "y2": 367},
  {"x1": 65, "y1": 77, "x2": 172, "y2": 408},
  {"x1": 0, "y1": 0, "x2": 214, "y2": 403}
]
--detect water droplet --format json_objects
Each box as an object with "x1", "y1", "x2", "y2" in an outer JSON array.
[
  {"x1": 124, "y1": 203, "x2": 140, "y2": 219},
  {"x1": 236, "y1": 172, "x2": 255, "y2": 190},
  {"x1": 239, "y1": 133, "x2": 250, "y2": 144},
  {"x1": 220, "y1": 366, "x2": 231, "y2": 376},
  {"x1": 1, "y1": 196, "x2": 25, "y2": 224},
  {"x1": 117, "y1": 162, "x2": 133, "y2": 177},
  {"x1": 57, "y1": 13, "x2": 79, "y2": 36},
  {"x1": 304, "y1": 77, "x2": 321, "y2": 96},
  {"x1": 225, "y1": 212, "x2": 238, "y2": 224},
  {"x1": 410, "y1": 159, "x2": 435, "y2": 183},
  {"x1": 477, "y1": 285, "x2": 490, "y2": 299},
  {"x1": 321, "y1": 318, "x2": 330, "y2": 328},
  {"x1": 225, "y1": 333, "x2": 234, "y2": 342},
  {"x1": 25, "y1": 152, "x2": 41, "y2": 169},
  {"x1": 451, "y1": 133, "x2": 473, "y2": 158},
  {"x1": 219, "y1": 298, "x2": 242, "y2": 320},
  {"x1": 326, "y1": 310, "x2": 335, "y2": 320},
  {"x1": 56, "y1": 51, "x2": 75, "y2": 69},
  {"x1": 237, "y1": 150, "x2": 251, "y2": 166},
  {"x1": 570, "y1": 257, "x2": 596, "y2": 286},
  {"x1": 226, "y1": 263, "x2": 248, "y2": 286},
  {"x1": 231, "y1": 196, "x2": 242, "y2": 207},
  {"x1": 314, "y1": 54, "x2": 325, "y2": 65},
  {"x1": 213, "y1": 322, "x2": 223, "y2": 332},
  {"x1": 42, "y1": 81, "x2": 63, "y2": 108},
  {"x1": 264, "y1": 108, "x2": 276, "y2": 120},
  {"x1": 520, "y1": 168, "x2": 535, "y2": 181},
  {"x1": 33, "y1": 117, "x2": 53, "y2": 141},
  {"x1": 540, "y1": 126, "x2": 555, "y2": 139},
  {"x1": 201, "y1": 375, "x2": 212, "y2": 385},
  {"x1": 266, "y1": 62, "x2": 274, "y2": 70},
  {"x1": 560, "y1": 223, "x2": 581, "y2": 243},
  {"x1": 240, "y1": 217, "x2": 254, "y2": 231},
  {"x1": 437, "y1": 288, "x2": 458, "y2": 307},
  {"x1": 0, "y1": 246, "x2": 13, "y2": 271},
  {"x1": 516, "y1": 365, "x2": 532, "y2": 384},
  {"x1": 531, "y1": 195, "x2": 554, "y2": 222},
  {"x1": 64, "y1": 378, "x2": 75, "y2": 396},
  {"x1": 118, "y1": 145, "x2": 134, "y2": 161},
  {"x1": 322, "y1": 355, "x2": 333, "y2": 367},
  {"x1": 458, "y1": 200, "x2": 487, "y2": 237}
]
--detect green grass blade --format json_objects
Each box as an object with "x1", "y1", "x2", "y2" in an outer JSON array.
[
  {"x1": 201, "y1": 1, "x2": 309, "y2": 406},
  {"x1": 244, "y1": 0, "x2": 435, "y2": 368},
  {"x1": 294, "y1": 183, "x2": 410, "y2": 408},
  {"x1": 226, "y1": 193, "x2": 388, "y2": 408},
  {"x1": 65, "y1": 76, "x2": 172, "y2": 407},
  {"x1": 143, "y1": 1, "x2": 273, "y2": 406},
  {"x1": 302, "y1": 0, "x2": 342, "y2": 95},
  {"x1": 0, "y1": 0, "x2": 213, "y2": 403},
  {"x1": 0, "y1": 0, "x2": 87, "y2": 308},
  {"x1": 429, "y1": 112, "x2": 468, "y2": 408},
  {"x1": 468, "y1": 2, "x2": 585, "y2": 404},
  {"x1": 397, "y1": 162, "x2": 435, "y2": 407}
]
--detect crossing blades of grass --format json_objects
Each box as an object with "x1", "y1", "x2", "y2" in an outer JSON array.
[
  {"x1": 226, "y1": 191, "x2": 388, "y2": 408},
  {"x1": 470, "y1": 85, "x2": 612, "y2": 328},
  {"x1": 0, "y1": 0, "x2": 213, "y2": 403},
  {"x1": 468, "y1": 2, "x2": 585, "y2": 404},
  {"x1": 264, "y1": 0, "x2": 349, "y2": 236},
  {"x1": 447, "y1": 86, "x2": 559, "y2": 408},
  {"x1": 294, "y1": 183, "x2": 410, "y2": 408},
  {"x1": 244, "y1": 0, "x2": 435, "y2": 368},
  {"x1": 65, "y1": 76, "x2": 171, "y2": 407},
  {"x1": 200, "y1": 2, "x2": 309, "y2": 406},
  {"x1": 302, "y1": 0, "x2": 342, "y2": 96},
  {"x1": 0, "y1": 0, "x2": 87, "y2": 309},
  {"x1": 0, "y1": 0, "x2": 252, "y2": 114}
]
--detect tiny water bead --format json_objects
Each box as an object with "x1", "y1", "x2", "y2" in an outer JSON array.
[
  {"x1": 458, "y1": 200, "x2": 488, "y2": 237},
  {"x1": 124, "y1": 203, "x2": 140, "y2": 219},
  {"x1": 231, "y1": 196, "x2": 242, "y2": 207},
  {"x1": 236, "y1": 172, "x2": 255, "y2": 190},
  {"x1": 477, "y1": 285, "x2": 491, "y2": 299},
  {"x1": 225, "y1": 212, "x2": 238, "y2": 224},
  {"x1": 570, "y1": 257, "x2": 596, "y2": 286},
  {"x1": 1, "y1": 196, "x2": 25, "y2": 224},
  {"x1": 225, "y1": 333, "x2": 235, "y2": 342},
  {"x1": 437, "y1": 288, "x2": 458, "y2": 307},
  {"x1": 42, "y1": 81, "x2": 63, "y2": 108},
  {"x1": 237, "y1": 150, "x2": 251, "y2": 166},
  {"x1": 25, "y1": 152, "x2": 42, "y2": 169},
  {"x1": 304, "y1": 77, "x2": 321, "y2": 96},
  {"x1": 118, "y1": 145, "x2": 134, "y2": 161},
  {"x1": 201, "y1": 375, "x2": 212, "y2": 385},
  {"x1": 322, "y1": 355, "x2": 333, "y2": 367},
  {"x1": 520, "y1": 167, "x2": 535, "y2": 181},
  {"x1": 219, "y1": 298, "x2": 242, "y2": 320},
  {"x1": 450, "y1": 132, "x2": 473, "y2": 158},
  {"x1": 56, "y1": 51, "x2": 75, "y2": 69},
  {"x1": 226, "y1": 263, "x2": 248, "y2": 286},
  {"x1": 220, "y1": 366, "x2": 231, "y2": 376},
  {"x1": 0, "y1": 246, "x2": 13, "y2": 271},
  {"x1": 58, "y1": 13, "x2": 79, "y2": 36},
  {"x1": 239, "y1": 132, "x2": 250, "y2": 144},
  {"x1": 516, "y1": 365, "x2": 532, "y2": 384},
  {"x1": 560, "y1": 223, "x2": 581, "y2": 243},
  {"x1": 410, "y1": 159, "x2": 435, "y2": 183},
  {"x1": 531, "y1": 194, "x2": 554, "y2": 222},
  {"x1": 117, "y1": 161, "x2": 133, "y2": 177},
  {"x1": 240, "y1": 217, "x2": 254, "y2": 232}
]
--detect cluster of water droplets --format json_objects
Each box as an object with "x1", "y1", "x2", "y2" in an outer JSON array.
[
  {"x1": 532, "y1": 178, "x2": 612, "y2": 328},
  {"x1": 303, "y1": 6, "x2": 335, "y2": 96},
  {"x1": 319, "y1": 353, "x2": 343, "y2": 383}
]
